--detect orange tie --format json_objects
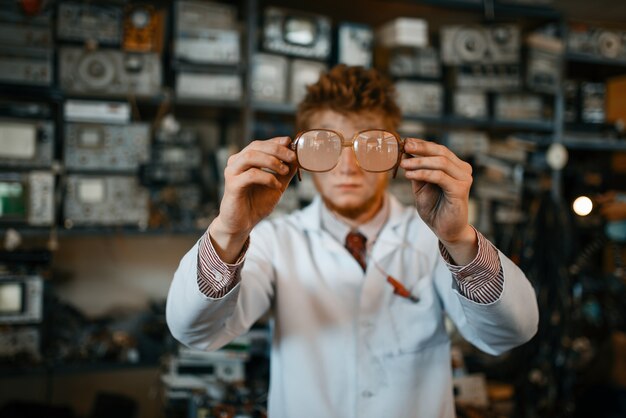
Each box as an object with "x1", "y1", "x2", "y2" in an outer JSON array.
[{"x1": 345, "y1": 231, "x2": 367, "y2": 271}]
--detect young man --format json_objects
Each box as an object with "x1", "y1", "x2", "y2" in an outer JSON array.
[{"x1": 166, "y1": 65, "x2": 538, "y2": 417}]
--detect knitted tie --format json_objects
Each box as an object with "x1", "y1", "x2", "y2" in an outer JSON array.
[{"x1": 345, "y1": 231, "x2": 367, "y2": 271}]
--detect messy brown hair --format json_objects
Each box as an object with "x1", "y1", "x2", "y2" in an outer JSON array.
[{"x1": 296, "y1": 64, "x2": 401, "y2": 131}]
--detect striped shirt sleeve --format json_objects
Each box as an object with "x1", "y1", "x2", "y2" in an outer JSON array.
[
  {"x1": 439, "y1": 227, "x2": 504, "y2": 304},
  {"x1": 196, "y1": 230, "x2": 249, "y2": 298}
]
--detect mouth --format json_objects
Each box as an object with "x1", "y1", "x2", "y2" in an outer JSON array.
[{"x1": 336, "y1": 183, "x2": 361, "y2": 190}]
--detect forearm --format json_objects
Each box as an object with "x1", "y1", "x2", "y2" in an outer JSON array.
[
  {"x1": 439, "y1": 224, "x2": 479, "y2": 266},
  {"x1": 208, "y1": 216, "x2": 252, "y2": 264}
]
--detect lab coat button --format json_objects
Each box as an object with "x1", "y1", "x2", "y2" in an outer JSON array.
[{"x1": 361, "y1": 390, "x2": 374, "y2": 398}]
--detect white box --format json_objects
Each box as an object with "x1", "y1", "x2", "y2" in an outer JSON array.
[{"x1": 376, "y1": 18, "x2": 428, "y2": 48}]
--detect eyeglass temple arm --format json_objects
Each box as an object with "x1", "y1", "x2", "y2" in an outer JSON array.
[{"x1": 289, "y1": 141, "x2": 302, "y2": 182}]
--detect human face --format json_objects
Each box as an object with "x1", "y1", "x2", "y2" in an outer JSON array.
[{"x1": 307, "y1": 109, "x2": 391, "y2": 224}]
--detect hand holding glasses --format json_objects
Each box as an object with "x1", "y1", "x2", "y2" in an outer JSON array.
[{"x1": 289, "y1": 129, "x2": 404, "y2": 181}]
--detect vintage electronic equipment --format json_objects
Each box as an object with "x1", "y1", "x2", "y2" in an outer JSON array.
[
  {"x1": 289, "y1": 59, "x2": 327, "y2": 105},
  {"x1": 453, "y1": 91, "x2": 488, "y2": 120},
  {"x1": 336, "y1": 22, "x2": 373, "y2": 67},
  {"x1": 494, "y1": 93, "x2": 545, "y2": 122},
  {"x1": 59, "y1": 48, "x2": 162, "y2": 98},
  {"x1": 63, "y1": 174, "x2": 149, "y2": 228},
  {"x1": 149, "y1": 185, "x2": 202, "y2": 229},
  {"x1": 526, "y1": 47, "x2": 561, "y2": 93},
  {"x1": 607, "y1": 75, "x2": 626, "y2": 125},
  {"x1": 64, "y1": 122, "x2": 150, "y2": 171},
  {"x1": 580, "y1": 82, "x2": 605, "y2": 124},
  {"x1": 175, "y1": 1, "x2": 237, "y2": 32},
  {"x1": 123, "y1": 4, "x2": 164, "y2": 53},
  {"x1": 176, "y1": 72, "x2": 242, "y2": 101},
  {"x1": 0, "y1": 47, "x2": 53, "y2": 86},
  {"x1": 0, "y1": 0, "x2": 53, "y2": 25},
  {"x1": 174, "y1": 28, "x2": 240, "y2": 65},
  {"x1": 444, "y1": 131, "x2": 490, "y2": 158},
  {"x1": 0, "y1": 118, "x2": 54, "y2": 168},
  {"x1": 252, "y1": 53, "x2": 289, "y2": 103},
  {"x1": 262, "y1": 7, "x2": 331, "y2": 60},
  {"x1": 0, "y1": 101, "x2": 51, "y2": 119},
  {"x1": 0, "y1": 171, "x2": 54, "y2": 226},
  {"x1": 388, "y1": 47, "x2": 440, "y2": 78},
  {"x1": 395, "y1": 81, "x2": 443, "y2": 118},
  {"x1": 152, "y1": 145, "x2": 201, "y2": 168},
  {"x1": 441, "y1": 24, "x2": 520, "y2": 64},
  {"x1": 376, "y1": 18, "x2": 428, "y2": 48},
  {"x1": 0, "y1": 22, "x2": 52, "y2": 48},
  {"x1": 0, "y1": 327, "x2": 41, "y2": 361},
  {"x1": 166, "y1": 343, "x2": 249, "y2": 384},
  {"x1": 0, "y1": 275, "x2": 43, "y2": 324},
  {"x1": 567, "y1": 25, "x2": 626, "y2": 62},
  {"x1": 454, "y1": 64, "x2": 521, "y2": 91},
  {"x1": 64, "y1": 100, "x2": 131, "y2": 124},
  {"x1": 57, "y1": 2, "x2": 122, "y2": 44}
]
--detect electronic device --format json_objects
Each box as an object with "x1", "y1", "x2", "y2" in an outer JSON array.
[
  {"x1": 176, "y1": 72, "x2": 242, "y2": 101},
  {"x1": 59, "y1": 48, "x2": 162, "y2": 98},
  {"x1": 336, "y1": 22, "x2": 373, "y2": 67},
  {"x1": 526, "y1": 47, "x2": 562, "y2": 93},
  {"x1": 262, "y1": 7, "x2": 331, "y2": 60},
  {"x1": 289, "y1": 59, "x2": 327, "y2": 105},
  {"x1": 0, "y1": 327, "x2": 41, "y2": 361},
  {"x1": 0, "y1": 22, "x2": 52, "y2": 48},
  {"x1": 580, "y1": 82, "x2": 605, "y2": 124},
  {"x1": 0, "y1": 275, "x2": 43, "y2": 324},
  {"x1": 175, "y1": 1, "x2": 237, "y2": 32},
  {"x1": 607, "y1": 75, "x2": 626, "y2": 125},
  {"x1": 174, "y1": 28, "x2": 240, "y2": 65},
  {"x1": 64, "y1": 122, "x2": 150, "y2": 171},
  {"x1": 453, "y1": 91, "x2": 488, "y2": 120},
  {"x1": 63, "y1": 175, "x2": 149, "y2": 228},
  {"x1": 0, "y1": 0, "x2": 53, "y2": 25},
  {"x1": 252, "y1": 53, "x2": 289, "y2": 103},
  {"x1": 57, "y1": 2, "x2": 123, "y2": 44},
  {"x1": 0, "y1": 47, "x2": 53, "y2": 86},
  {"x1": 0, "y1": 171, "x2": 54, "y2": 226},
  {"x1": 494, "y1": 93, "x2": 545, "y2": 122},
  {"x1": 64, "y1": 100, "x2": 131, "y2": 124},
  {"x1": 0, "y1": 118, "x2": 54, "y2": 168},
  {"x1": 454, "y1": 64, "x2": 521, "y2": 91},
  {"x1": 395, "y1": 81, "x2": 443, "y2": 117},
  {"x1": 388, "y1": 47, "x2": 440, "y2": 78},
  {"x1": 441, "y1": 24, "x2": 520, "y2": 64},
  {"x1": 123, "y1": 3, "x2": 164, "y2": 53},
  {"x1": 376, "y1": 17, "x2": 428, "y2": 48},
  {"x1": 567, "y1": 25, "x2": 626, "y2": 62},
  {"x1": 149, "y1": 185, "x2": 202, "y2": 229},
  {"x1": 0, "y1": 101, "x2": 51, "y2": 119}
]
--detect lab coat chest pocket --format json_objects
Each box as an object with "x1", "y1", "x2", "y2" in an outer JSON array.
[{"x1": 388, "y1": 275, "x2": 448, "y2": 354}]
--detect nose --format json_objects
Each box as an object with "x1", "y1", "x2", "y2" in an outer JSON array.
[{"x1": 335, "y1": 145, "x2": 360, "y2": 174}]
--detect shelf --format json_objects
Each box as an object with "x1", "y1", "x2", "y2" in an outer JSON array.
[
  {"x1": 0, "y1": 361, "x2": 159, "y2": 378},
  {"x1": 253, "y1": 101, "x2": 298, "y2": 115},
  {"x1": 172, "y1": 97, "x2": 243, "y2": 109},
  {"x1": 410, "y1": 0, "x2": 561, "y2": 18},
  {"x1": 566, "y1": 52, "x2": 626, "y2": 68},
  {"x1": 561, "y1": 136, "x2": 626, "y2": 151},
  {"x1": 0, "y1": 226, "x2": 206, "y2": 238},
  {"x1": 403, "y1": 115, "x2": 555, "y2": 132}
]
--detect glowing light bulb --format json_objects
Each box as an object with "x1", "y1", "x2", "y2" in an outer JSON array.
[{"x1": 573, "y1": 196, "x2": 593, "y2": 217}]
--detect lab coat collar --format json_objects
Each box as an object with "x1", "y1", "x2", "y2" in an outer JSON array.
[{"x1": 298, "y1": 193, "x2": 409, "y2": 237}]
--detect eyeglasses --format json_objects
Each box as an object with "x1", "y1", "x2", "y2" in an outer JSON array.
[{"x1": 290, "y1": 129, "x2": 404, "y2": 181}]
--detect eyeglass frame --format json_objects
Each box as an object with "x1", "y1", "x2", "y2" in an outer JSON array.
[{"x1": 289, "y1": 128, "x2": 405, "y2": 181}]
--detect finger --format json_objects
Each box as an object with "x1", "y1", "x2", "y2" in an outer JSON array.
[
  {"x1": 227, "y1": 148, "x2": 292, "y2": 177},
  {"x1": 247, "y1": 137, "x2": 297, "y2": 164},
  {"x1": 403, "y1": 138, "x2": 465, "y2": 166},
  {"x1": 231, "y1": 167, "x2": 282, "y2": 190},
  {"x1": 404, "y1": 168, "x2": 472, "y2": 196},
  {"x1": 400, "y1": 154, "x2": 472, "y2": 181}
]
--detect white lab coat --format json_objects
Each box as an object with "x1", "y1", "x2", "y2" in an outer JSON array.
[{"x1": 167, "y1": 195, "x2": 538, "y2": 418}]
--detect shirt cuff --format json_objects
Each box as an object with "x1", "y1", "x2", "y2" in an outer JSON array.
[
  {"x1": 197, "y1": 229, "x2": 249, "y2": 298},
  {"x1": 439, "y1": 226, "x2": 504, "y2": 304}
]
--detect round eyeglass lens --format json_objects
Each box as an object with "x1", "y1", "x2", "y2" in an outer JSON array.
[
  {"x1": 353, "y1": 130, "x2": 399, "y2": 172},
  {"x1": 296, "y1": 130, "x2": 342, "y2": 172}
]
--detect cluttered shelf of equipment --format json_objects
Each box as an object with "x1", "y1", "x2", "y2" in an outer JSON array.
[{"x1": 1, "y1": 0, "x2": 626, "y2": 239}]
